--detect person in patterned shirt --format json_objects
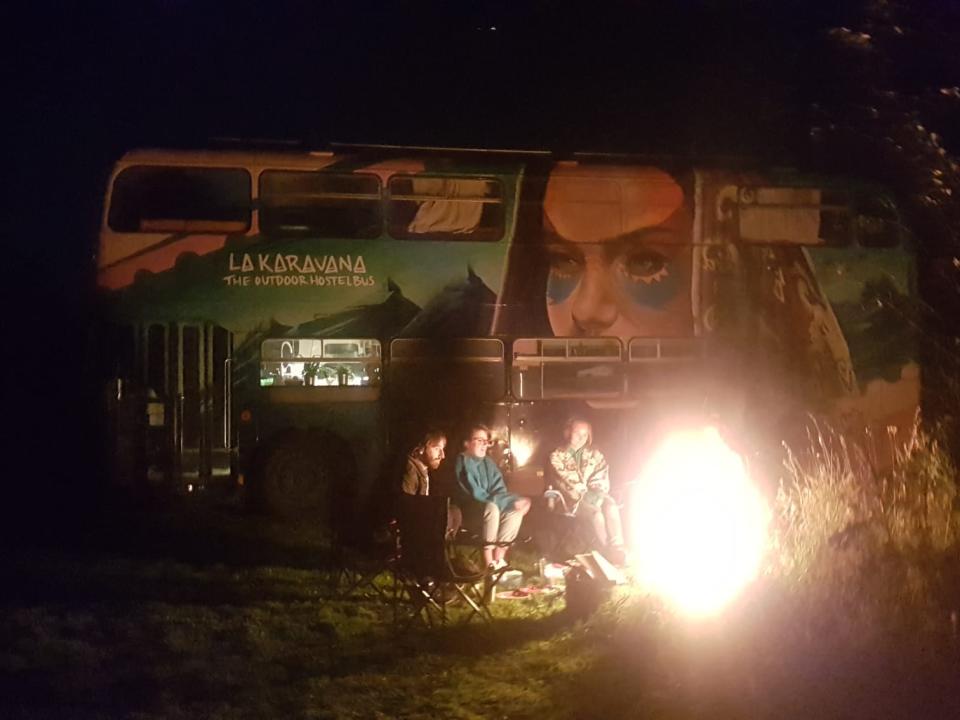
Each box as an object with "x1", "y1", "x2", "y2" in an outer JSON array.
[{"x1": 549, "y1": 418, "x2": 625, "y2": 563}]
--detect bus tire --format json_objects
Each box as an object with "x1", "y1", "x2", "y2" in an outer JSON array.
[{"x1": 254, "y1": 431, "x2": 353, "y2": 521}]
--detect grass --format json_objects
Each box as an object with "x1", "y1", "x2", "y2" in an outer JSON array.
[{"x1": 3, "y1": 426, "x2": 959, "y2": 719}]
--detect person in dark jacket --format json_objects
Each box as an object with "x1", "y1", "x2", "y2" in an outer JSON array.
[{"x1": 401, "y1": 429, "x2": 461, "y2": 539}]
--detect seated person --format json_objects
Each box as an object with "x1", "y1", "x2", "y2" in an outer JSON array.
[
  {"x1": 401, "y1": 429, "x2": 462, "y2": 540},
  {"x1": 455, "y1": 424, "x2": 531, "y2": 571},
  {"x1": 549, "y1": 418, "x2": 625, "y2": 564}
]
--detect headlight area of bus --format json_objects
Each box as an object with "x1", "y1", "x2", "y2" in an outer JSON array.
[{"x1": 628, "y1": 426, "x2": 770, "y2": 618}]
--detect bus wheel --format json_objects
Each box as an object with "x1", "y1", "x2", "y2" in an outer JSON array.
[{"x1": 256, "y1": 432, "x2": 351, "y2": 521}]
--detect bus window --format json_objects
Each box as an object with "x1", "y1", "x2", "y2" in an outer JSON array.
[
  {"x1": 511, "y1": 338, "x2": 623, "y2": 400},
  {"x1": 387, "y1": 175, "x2": 504, "y2": 241},
  {"x1": 108, "y1": 166, "x2": 251, "y2": 233},
  {"x1": 259, "y1": 338, "x2": 381, "y2": 388},
  {"x1": 856, "y1": 195, "x2": 902, "y2": 248},
  {"x1": 738, "y1": 187, "x2": 851, "y2": 246},
  {"x1": 388, "y1": 338, "x2": 505, "y2": 400},
  {"x1": 145, "y1": 324, "x2": 167, "y2": 395},
  {"x1": 626, "y1": 337, "x2": 702, "y2": 395},
  {"x1": 259, "y1": 171, "x2": 382, "y2": 238}
]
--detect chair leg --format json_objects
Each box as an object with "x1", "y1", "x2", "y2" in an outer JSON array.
[
  {"x1": 455, "y1": 582, "x2": 492, "y2": 623},
  {"x1": 392, "y1": 572, "x2": 449, "y2": 630}
]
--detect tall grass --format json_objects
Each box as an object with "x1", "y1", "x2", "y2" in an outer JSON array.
[{"x1": 773, "y1": 416, "x2": 959, "y2": 627}]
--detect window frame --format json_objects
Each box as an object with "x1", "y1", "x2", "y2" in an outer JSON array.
[
  {"x1": 259, "y1": 337, "x2": 382, "y2": 390},
  {"x1": 258, "y1": 170, "x2": 384, "y2": 239},
  {"x1": 511, "y1": 337, "x2": 624, "y2": 400},
  {"x1": 107, "y1": 165, "x2": 253, "y2": 234},
  {"x1": 386, "y1": 174, "x2": 505, "y2": 242}
]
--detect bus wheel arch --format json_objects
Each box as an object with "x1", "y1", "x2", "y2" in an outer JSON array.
[{"x1": 250, "y1": 429, "x2": 357, "y2": 521}]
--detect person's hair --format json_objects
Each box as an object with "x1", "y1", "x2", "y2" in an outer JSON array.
[
  {"x1": 413, "y1": 429, "x2": 446, "y2": 456},
  {"x1": 421, "y1": 429, "x2": 447, "y2": 447},
  {"x1": 563, "y1": 417, "x2": 593, "y2": 446},
  {"x1": 466, "y1": 423, "x2": 491, "y2": 442}
]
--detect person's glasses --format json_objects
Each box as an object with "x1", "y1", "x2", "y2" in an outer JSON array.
[{"x1": 471, "y1": 436, "x2": 491, "y2": 444}]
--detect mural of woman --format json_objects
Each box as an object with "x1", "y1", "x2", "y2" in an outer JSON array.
[
  {"x1": 495, "y1": 163, "x2": 695, "y2": 343},
  {"x1": 495, "y1": 162, "x2": 859, "y2": 420}
]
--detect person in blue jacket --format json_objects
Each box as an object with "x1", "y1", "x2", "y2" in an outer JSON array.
[{"x1": 455, "y1": 423, "x2": 531, "y2": 571}]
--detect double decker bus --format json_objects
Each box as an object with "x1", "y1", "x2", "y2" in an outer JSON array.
[{"x1": 96, "y1": 145, "x2": 919, "y2": 524}]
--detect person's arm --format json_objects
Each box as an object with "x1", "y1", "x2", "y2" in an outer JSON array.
[
  {"x1": 585, "y1": 448, "x2": 610, "y2": 494},
  {"x1": 400, "y1": 457, "x2": 420, "y2": 495},
  {"x1": 486, "y1": 458, "x2": 507, "y2": 496},
  {"x1": 455, "y1": 455, "x2": 491, "y2": 505},
  {"x1": 484, "y1": 458, "x2": 520, "y2": 512},
  {"x1": 549, "y1": 448, "x2": 586, "y2": 500}
]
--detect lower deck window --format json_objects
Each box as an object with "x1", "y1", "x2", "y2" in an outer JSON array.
[{"x1": 260, "y1": 338, "x2": 381, "y2": 388}]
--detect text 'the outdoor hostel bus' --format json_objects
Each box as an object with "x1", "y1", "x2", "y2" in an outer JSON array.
[{"x1": 96, "y1": 146, "x2": 919, "y2": 525}]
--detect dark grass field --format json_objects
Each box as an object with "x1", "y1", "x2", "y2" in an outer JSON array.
[{"x1": 2, "y1": 495, "x2": 958, "y2": 719}]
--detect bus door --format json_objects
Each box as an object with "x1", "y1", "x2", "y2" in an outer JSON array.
[{"x1": 149, "y1": 322, "x2": 233, "y2": 489}]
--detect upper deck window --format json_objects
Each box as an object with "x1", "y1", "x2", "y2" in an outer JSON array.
[
  {"x1": 738, "y1": 187, "x2": 850, "y2": 246},
  {"x1": 387, "y1": 175, "x2": 504, "y2": 241},
  {"x1": 108, "y1": 166, "x2": 251, "y2": 233},
  {"x1": 856, "y1": 195, "x2": 902, "y2": 248},
  {"x1": 259, "y1": 171, "x2": 382, "y2": 238}
]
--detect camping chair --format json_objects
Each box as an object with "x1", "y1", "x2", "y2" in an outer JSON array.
[
  {"x1": 329, "y1": 521, "x2": 398, "y2": 601},
  {"x1": 393, "y1": 494, "x2": 505, "y2": 627},
  {"x1": 449, "y1": 500, "x2": 528, "y2": 602}
]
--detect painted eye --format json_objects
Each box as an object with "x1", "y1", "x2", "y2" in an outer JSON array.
[
  {"x1": 548, "y1": 252, "x2": 583, "y2": 278},
  {"x1": 621, "y1": 250, "x2": 669, "y2": 284}
]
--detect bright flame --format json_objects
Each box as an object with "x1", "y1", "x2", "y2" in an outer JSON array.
[
  {"x1": 630, "y1": 426, "x2": 769, "y2": 617},
  {"x1": 509, "y1": 432, "x2": 536, "y2": 468}
]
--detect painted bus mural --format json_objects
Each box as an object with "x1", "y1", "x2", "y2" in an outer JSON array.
[{"x1": 96, "y1": 147, "x2": 918, "y2": 524}]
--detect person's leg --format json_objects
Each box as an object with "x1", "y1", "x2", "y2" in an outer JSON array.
[
  {"x1": 601, "y1": 494, "x2": 624, "y2": 548},
  {"x1": 494, "y1": 497, "x2": 531, "y2": 563},
  {"x1": 578, "y1": 503, "x2": 608, "y2": 548},
  {"x1": 482, "y1": 502, "x2": 500, "y2": 567}
]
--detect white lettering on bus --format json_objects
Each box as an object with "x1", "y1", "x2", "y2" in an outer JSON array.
[{"x1": 224, "y1": 253, "x2": 372, "y2": 288}]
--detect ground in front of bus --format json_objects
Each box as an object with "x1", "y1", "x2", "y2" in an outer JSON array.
[{"x1": 2, "y1": 500, "x2": 958, "y2": 720}]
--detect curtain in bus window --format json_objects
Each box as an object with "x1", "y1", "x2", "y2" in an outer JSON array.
[
  {"x1": 739, "y1": 188, "x2": 822, "y2": 245},
  {"x1": 406, "y1": 178, "x2": 486, "y2": 235}
]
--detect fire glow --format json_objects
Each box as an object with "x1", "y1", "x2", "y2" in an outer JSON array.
[{"x1": 629, "y1": 426, "x2": 769, "y2": 617}]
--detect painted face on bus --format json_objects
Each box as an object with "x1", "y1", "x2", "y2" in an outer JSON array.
[{"x1": 542, "y1": 165, "x2": 693, "y2": 342}]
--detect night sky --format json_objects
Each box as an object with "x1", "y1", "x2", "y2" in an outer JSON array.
[{"x1": 9, "y1": 0, "x2": 959, "y2": 515}]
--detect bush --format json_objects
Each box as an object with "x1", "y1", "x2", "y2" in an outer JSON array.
[{"x1": 772, "y1": 417, "x2": 960, "y2": 626}]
